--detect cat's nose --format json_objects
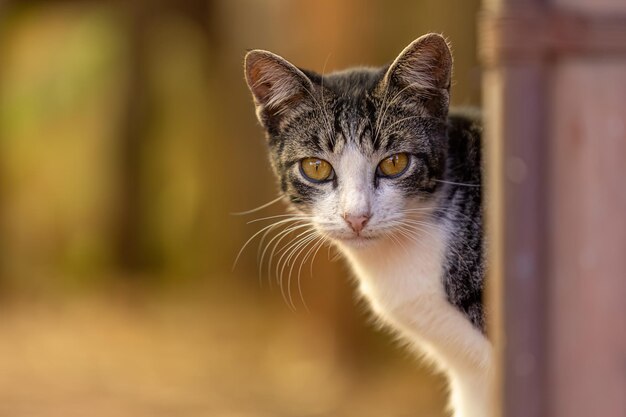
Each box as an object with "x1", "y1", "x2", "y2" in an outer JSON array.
[{"x1": 343, "y1": 213, "x2": 370, "y2": 233}]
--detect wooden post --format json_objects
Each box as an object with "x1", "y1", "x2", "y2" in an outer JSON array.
[
  {"x1": 480, "y1": 1, "x2": 626, "y2": 417},
  {"x1": 481, "y1": 8, "x2": 548, "y2": 417}
]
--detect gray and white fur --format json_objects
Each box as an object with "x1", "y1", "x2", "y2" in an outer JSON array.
[{"x1": 243, "y1": 34, "x2": 492, "y2": 417}]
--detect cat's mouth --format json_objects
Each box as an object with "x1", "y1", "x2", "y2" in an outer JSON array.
[
  {"x1": 328, "y1": 231, "x2": 381, "y2": 248},
  {"x1": 341, "y1": 234, "x2": 376, "y2": 241},
  {"x1": 315, "y1": 222, "x2": 388, "y2": 248}
]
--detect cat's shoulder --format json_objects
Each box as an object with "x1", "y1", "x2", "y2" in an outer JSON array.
[
  {"x1": 447, "y1": 108, "x2": 482, "y2": 141},
  {"x1": 446, "y1": 108, "x2": 482, "y2": 162}
]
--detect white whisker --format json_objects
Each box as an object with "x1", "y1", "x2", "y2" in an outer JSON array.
[
  {"x1": 285, "y1": 233, "x2": 320, "y2": 310},
  {"x1": 259, "y1": 221, "x2": 311, "y2": 288},
  {"x1": 278, "y1": 231, "x2": 317, "y2": 310},
  {"x1": 433, "y1": 179, "x2": 481, "y2": 188},
  {"x1": 247, "y1": 213, "x2": 311, "y2": 224},
  {"x1": 230, "y1": 195, "x2": 284, "y2": 216},
  {"x1": 379, "y1": 115, "x2": 441, "y2": 139},
  {"x1": 297, "y1": 236, "x2": 327, "y2": 312},
  {"x1": 264, "y1": 222, "x2": 313, "y2": 288},
  {"x1": 233, "y1": 217, "x2": 304, "y2": 271}
]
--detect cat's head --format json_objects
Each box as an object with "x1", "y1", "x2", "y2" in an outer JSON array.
[{"x1": 244, "y1": 34, "x2": 452, "y2": 249}]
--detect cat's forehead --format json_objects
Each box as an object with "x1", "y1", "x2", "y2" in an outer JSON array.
[
  {"x1": 286, "y1": 98, "x2": 418, "y2": 159},
  {"x1": 332, "y1": 100, "x2": 375, "y2": 153},
  {"x1": 283, "y1": 100, "x2": 376, "y2": 159},
  {"x1": 321, "y1": 67, "x2": 386, "y2": 96}
]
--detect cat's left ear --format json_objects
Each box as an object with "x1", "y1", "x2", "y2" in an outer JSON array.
[
  {"x1": 381, "y1": 33, "x2": 452, "y2": 101},
  {"x1": 244, "y1": 50, "x2": 314, "y2": 132}
]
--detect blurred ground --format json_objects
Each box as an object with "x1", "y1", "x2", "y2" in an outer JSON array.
[{"x1": 0, "y1": 282, "x2": 447, "y2": 417}]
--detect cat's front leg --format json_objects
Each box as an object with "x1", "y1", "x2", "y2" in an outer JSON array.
[
  {"x1": 389, "y1": 295, "x2": 494, "y2": 417},
  {"x1": 447, "y1": 364, "x2": 493, "y2": 417}
]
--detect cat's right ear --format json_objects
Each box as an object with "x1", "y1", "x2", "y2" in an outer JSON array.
[
  {"x1": 378, "y1": 34, "x2": 452, "y2": 116},
  {"x1": 244, "y1": 50, "x2": 314, "y2": 132}
]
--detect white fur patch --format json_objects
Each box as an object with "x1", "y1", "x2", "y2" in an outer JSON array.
[
  {"x1": 298, "y1": 124, "x2": 492, "y2": 417},
  {"x1": 339, "y1": 223, "x2": 493, "y2": 417}
]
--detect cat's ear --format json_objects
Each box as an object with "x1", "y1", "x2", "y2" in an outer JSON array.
[
  {"x1": 244, "y1": 50, "x2": 314, "y2": 132},
  {"x1": 382, "y1": 33, "x2": 452, "y2": 98}
]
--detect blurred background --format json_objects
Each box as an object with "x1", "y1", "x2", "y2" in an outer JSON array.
[{"x1": 0, "y1": 1, "x2": 480, "y2": 416}]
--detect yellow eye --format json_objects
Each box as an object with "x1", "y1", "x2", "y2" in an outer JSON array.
[
  {"x1": 300, "y1": 158, "x2": 334, "y2": 182},
  {"x1": 378, "y1": 153, "x2": 409, "y2": 177}
]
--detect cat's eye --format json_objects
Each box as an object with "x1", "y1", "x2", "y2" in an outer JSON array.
[
  {"x1": 377, "y1": 153, "x2": 410, "y2": 178},
  {"x1": 300, "y1": 157, "x2": 334, "y2": 183}
]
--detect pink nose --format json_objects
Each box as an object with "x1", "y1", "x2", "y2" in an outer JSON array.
[{"x1": 343, "y1": 213, "x2": 370, "y2": 233}]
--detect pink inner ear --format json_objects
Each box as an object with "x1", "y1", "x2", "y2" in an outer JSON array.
[
  {"x1": 415, "y1": 41, "x2": 451, "y2": 90},
  {"x1": 248, "y1": 58, "x2": 295, "y2": 109},
  {"x1": 390, "y1": 35, "x2": 452, "y2": 92},
  {"x1": 245, "y1": 50, "x2": 315, "y2": 119},
  {"x1": 255, "y1": 81, "x2": 274, "y2": 104},
  {"x1": 247, "y1": 60, "x2": 274, "y2": 102}
]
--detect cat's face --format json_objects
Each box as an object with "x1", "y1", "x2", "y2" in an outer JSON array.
[{"x1": 245, "y1": 34, "x2": 452, "y2": 249}]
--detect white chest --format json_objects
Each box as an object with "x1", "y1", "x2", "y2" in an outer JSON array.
[
  {"x1": 340, "y1": 225, "x2": 491, "y2": 370},
  {"x1": 342, "y1": 225, "x2": 448, "y2": 317},
  {"x1": 339, "y1": 225, "x2": 493, "y2": 417}
]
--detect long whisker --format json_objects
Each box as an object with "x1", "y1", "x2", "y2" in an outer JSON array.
[
  {"x1": 269, "y1": 224, "x2": 313, "y2": 286},
  {"x1": 277, "y1": 231, "x2": 317, "y2": 310},
  {"x1": 247, "y1": 213, "x2": 311, "y2": 224},
  {"x1": 319, "y1": 52, "x2": 335, "y2": 144},
  {"x1": 277, "y1": 228, "x2": 315, "y2": 257},
  {"x1": 388, "y1": 231, "x2": 411, "y2": 258},
  {"x1": 329, "y1": 245, "x2": 343, "y2": 262},
  {"x1": 433, "y1": 179, "x2": 481, "y2": 188},
  {"x1": 374, "y1": 81, "x2": 441, "y2": 144},
  {"x1": 296, "y1": 236, "x2": 327, "y2": 312},
  {"x1": 381, "y1": 82, "x2": 438, "y2": 124},
  {"x1": 258, "y1": 221, "x2": 311, "y2": 288},
  {"x1": 399, "y1": 207, "x2": 438, "y2": 214},
  {"x1": 387, "y1": 219, "x2": 443, "y2": 247},
  {"x1": 230, "y1": 195, "x2": 284, "y2": 216},
  {"x1": 374, "y1": 73, "x2": 393, "y2": 141},
  {"x1": 263, "y1": 222, "x2": 313, "y2": 288},
  {"x1": 378, "y1": 115, "x2": 441, "y2": 139},
  {"x1": 233, "y1": 217, "x2": 304, "y2": 271},
  {"x1": 256, "y1": 221, "x2": 286, "y2": 284},
  {"x1": 401, "y1": 207, "x2": 482, "y2": 230},
  {"x1": 277, "y1": 230, "x2": 316, "y2": 284},
  {"x1": 285, "y1": 233, "x2": 319, "y2": 310},
  {"x1": 395, "y1": 220, "x2": 474, "y2": 274}
]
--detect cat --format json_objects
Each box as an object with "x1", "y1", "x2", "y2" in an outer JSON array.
[{"x1": 243, "y1": 33, "x2": 492, "y2": 417}]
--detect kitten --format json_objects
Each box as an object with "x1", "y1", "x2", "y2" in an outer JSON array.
[{"x1": 243, "y1": 34, "x2": 492, "y2": 417}]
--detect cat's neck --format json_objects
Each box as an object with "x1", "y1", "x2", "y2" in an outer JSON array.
[
  {"x1": 339, "y1": 221, "x2": 449, "y2": 315},
  {"x1": 337, "y1": 216, "x2": 493, "y2": 417}
]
